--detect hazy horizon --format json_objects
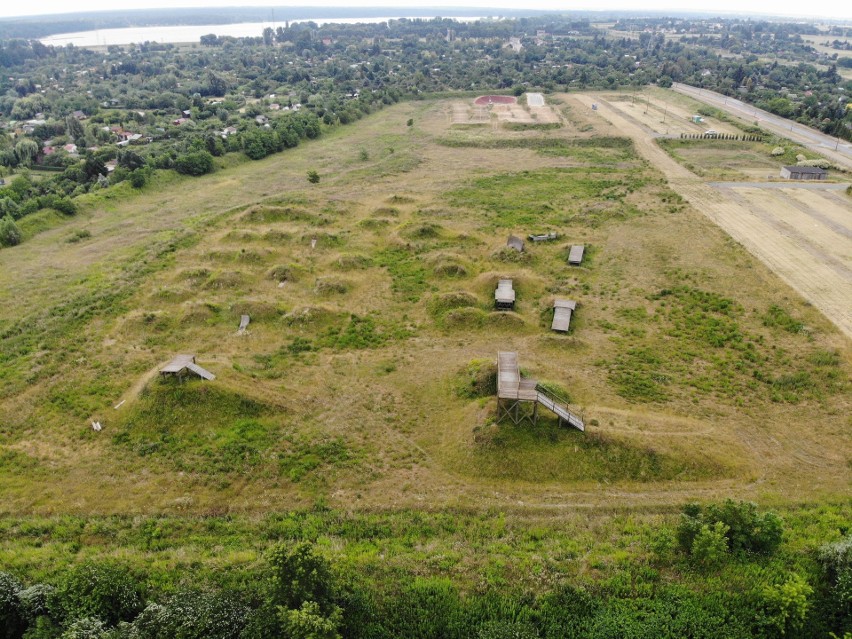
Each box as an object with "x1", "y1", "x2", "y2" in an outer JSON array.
[{"x1": 0, "y1": 1, "x2": 851, "y2": 22}]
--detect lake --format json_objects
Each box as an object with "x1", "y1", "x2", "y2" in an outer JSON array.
[{"x1": 40, "y1": 16, "x2": 487, "y2": 47}]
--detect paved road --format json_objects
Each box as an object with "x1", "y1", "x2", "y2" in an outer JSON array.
[{"x1": 673, "y1": 83, "x2": 852, "y2": 171}]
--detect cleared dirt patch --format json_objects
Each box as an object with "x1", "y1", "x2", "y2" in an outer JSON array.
[
  {"x1": 606, "y1": 93, "x2": 740, "y2": 137},
  {"x1": 474, "y1": 95, "x2": 517, "y2": 105}
]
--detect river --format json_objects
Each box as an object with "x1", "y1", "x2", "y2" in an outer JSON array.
[{"x1": 40, "y1": 16, "x2": 487, "y2": 47}]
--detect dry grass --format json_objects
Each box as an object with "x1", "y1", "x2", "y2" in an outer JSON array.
[{"x1": 0, "y1": 95, "x2": 849, "y2": 519}]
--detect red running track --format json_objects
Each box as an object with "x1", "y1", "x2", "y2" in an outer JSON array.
[{"x1": 473, "y1": 95, "x2": 516, "y2": 105}]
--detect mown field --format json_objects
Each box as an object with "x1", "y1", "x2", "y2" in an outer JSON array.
[{"x1": 0, "y1": 95, "x2": 850, "y2": 637}]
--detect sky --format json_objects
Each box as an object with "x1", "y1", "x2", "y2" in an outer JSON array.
[{"x1": 0, "y1": 0, "x2": 851, "y2": 21}]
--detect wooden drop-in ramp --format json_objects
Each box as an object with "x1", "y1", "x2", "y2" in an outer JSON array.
[{"x1": 497, "y1": 351, "x2": 584, "y2": 431}]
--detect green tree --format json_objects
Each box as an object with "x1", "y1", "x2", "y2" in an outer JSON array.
[
  {"x1": 14, "y1": 139, "x2": 38, "y2": 167},
  {"x1": 307, "y1": 170, "x2": 320, "y2": 184},
  {"x1": 65, "y1": 115, "x2": 85, "y2": 143}
]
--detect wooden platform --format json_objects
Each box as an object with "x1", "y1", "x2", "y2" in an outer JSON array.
[
  {"x1": 495, "y1": 279, "x2": 516, "y2": 310},
  {"x1": 551, "y1": 299, "x2": 576, "y2": 332},
  {"x1": 160, "y1": 354, "x2": 215, "y2": 381},
  {"x1": 497, "y1": 351, "x2": 538, "y2": 400},
  {"x1": 568, "y1": 244, "x2": 585, "y2": 265},
  {"x1": 160, "y1": 354, "x2": 195, "y2": 374}
]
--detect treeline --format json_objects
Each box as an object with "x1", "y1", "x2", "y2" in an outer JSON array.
[{"x1": 0, "y1": 501, "x2": 850, "y2": 639}]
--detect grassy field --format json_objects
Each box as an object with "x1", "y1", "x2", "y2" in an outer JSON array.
[
  {"x1": 0, "y1": 95, "x2": 849, "y2": 566},
  {"x1": 656, "y1": 136, "x2": 851, "y2": 182}
]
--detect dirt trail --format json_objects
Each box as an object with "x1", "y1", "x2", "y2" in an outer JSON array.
[{"x1": 578, "y1": 94, "x2": 852, "y2": 339}]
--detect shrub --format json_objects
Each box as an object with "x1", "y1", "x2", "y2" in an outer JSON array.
[
  {"x1": 60, "y1": 617, "x2": 105, "y2": 639},
  {"x1": 677, "y1": 500, "x2": 784, "y2": 558},
  {"x1": 818, "y1": 535, "x2": 852, "y2": 631},
  {"x1": 17, "y1": 584, "x2": 52, "y2": 623},
  {"x1": 771, "y1": 146, "x2": 785, "y2": 156},
  {"x1": 0, "y1": 215, "x2": 22, "y2": 247},
  {"x1": 314, "y1": 277, "x2": 350, "y2": 295},
  {"x1": 39, "y1": 195, "x2": 76, "y2": 215},
  {"x1": 279, "y1": 601, "x2": 342, "y2": 639},
  {"x1": 456, "y1": 359, "x2": 497, "y2": 398},
  {"x1": 129, "y1": 591, "x2": 250, "y2": 639},
  {"x1": 52, "y1": 562, "x2": 144, "y2": 626},
  {"x1": 756, "y1": 575, "x2": 813, "y2": 637},
  {"x1": 690, "y1": 522, "x2": 730, "y2": 569},
  {"x1": 0, "y1": 572, "x2": 24, "y2": 639},
  {"x1": 307, "y1": 170, "x2": 320, "y2": 184},
  {"x1": 796, "y1": 158, "x2": 833, "y2": 169},
  {"x1": 174, "y1": 151, "x2": 214, "y2": 176},
  {"x1": 129, "y1": 170, "x2": 148, "y2": 188}
]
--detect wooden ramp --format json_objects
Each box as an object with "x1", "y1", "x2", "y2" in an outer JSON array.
[
  {"x1": 529, "y1": 232, "x2": 558, "y2": 242},
  {"x1": 535, "y1": 386, "x2": 585, "y2": 431},
  {"x1": 506, "y1": 235, "x2": 524, "y2": 252},
  {"x1": 495, "y1": 279, "x2": 516, "y2": 310},
  {"x1": 568, "y1": 244, "x2": 585, "y2": 265},
  {"x1": 186, "y1": 362, "x2": 216, "y2": 381},
  {"x1": 551, "y1": 299, "x2": 576, "y2": 332},
  {"x1": 238, "y1": 314, "x2": 250, "y2": 333},
  {"x1": 496, "y1": 351, "x2": 584, "y2": 431}
]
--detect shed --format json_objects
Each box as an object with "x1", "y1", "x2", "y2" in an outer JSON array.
[
  {"x1": 159, "y1": 354, "x2": 215, "y2": 381},
  {"x1": 495, "y1": 279, "x2": 516, "y2": 310},
  {"x1": 551, "y1": 299, "x2": 577, "y2": 332},
  {"x1": 568, "y1": 244, "x2": 585, "y2": 265},
  {"x1": 528, "y1": 232, "x2": 558, "y2": 242},
  {"x1": 506, "y1": 235, "x2": 524, "y2": 252},
  {"x1": 780, "y1": 166, "x2": 827, "y2": 180}
]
